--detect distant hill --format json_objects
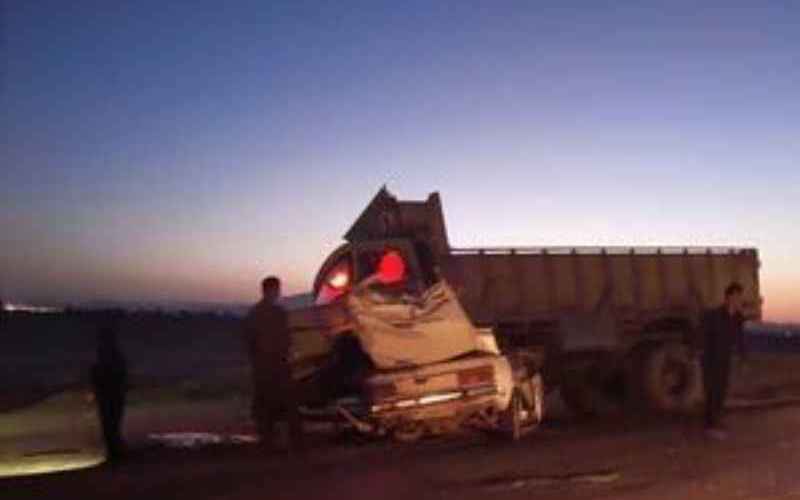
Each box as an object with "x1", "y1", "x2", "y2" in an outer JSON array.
[
  {"x1": 46, "y1": 292, "x2": 317, "y2": 317},
  {"x1": 218, "y1": 293, "x2": 315, "y2": 316},
  {"x1": 280, "y1": 293, "x2": 314, "y2": 310},
  {"x1": 747, "y1": 322, "x2": 800, "y2": 334}
]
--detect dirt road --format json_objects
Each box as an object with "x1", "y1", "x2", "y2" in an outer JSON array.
[{"x1": 5, "y1": 402, "x2": 800, "y2": 500}]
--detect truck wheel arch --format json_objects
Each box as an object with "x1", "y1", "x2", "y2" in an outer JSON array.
[{"x1": 637, "y1": 341, "x2": 702, "y2": 413}]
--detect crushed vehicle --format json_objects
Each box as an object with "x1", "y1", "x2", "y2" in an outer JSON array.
[
  {"x1": 289, "y1": 277, "x2": 543, "y2": 442},
  {"x1": 292, "y1": 187, "x2": 763, "y2": 418}
]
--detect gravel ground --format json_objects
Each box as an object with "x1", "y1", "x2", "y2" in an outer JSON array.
[{"x1": 6, "y1": 395, "x2": 800, "y2": 500}]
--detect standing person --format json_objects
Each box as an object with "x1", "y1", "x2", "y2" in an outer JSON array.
[
  {"x1": 91, "y1": 311, "x2": 128, "y2": 463},
  {"x1": 702, "y1": 282, "x2": 746, "y2": 440},
  {"x1": 243, "y1": 276, "x2": 303, "y2": 452}
]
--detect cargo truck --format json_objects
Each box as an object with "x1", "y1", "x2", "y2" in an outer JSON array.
[{"x1": 307, "y1": 188, "x2": 762, "y2": 415}]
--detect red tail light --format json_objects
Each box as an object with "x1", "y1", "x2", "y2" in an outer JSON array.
[
  {"x1": 377, "y1": 250, "x2": 406, "y2": 284},
  {"x1": 457, "y1": 366, "x2": 494, "y2": 387}
]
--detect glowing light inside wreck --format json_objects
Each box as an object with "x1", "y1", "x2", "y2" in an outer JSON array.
[
  {"x1": 329, "y1": 271, "x2": 349, "y2": 289},
  {"x1": 373, "y1": 391, "x2": 465, "y2": 413},
  {"x1": 418, "y1": 392, "x2": 462, "y2": 405},
  {"x1": 316, "y1": 261, "x2": 353, "y2": 304}
]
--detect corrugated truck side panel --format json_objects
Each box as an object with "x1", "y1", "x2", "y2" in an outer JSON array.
[{"x1": 444, "y1": 250, "x2": 761, "y2": 330}]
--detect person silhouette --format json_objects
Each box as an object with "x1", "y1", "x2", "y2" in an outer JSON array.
[
  {"x1": 91, "y1": 311, "x2": 128, "y2": 463},
  {"x1": 702, "y1": 282, "x2": 746, "y2": 440},
  {"x1": 243, "y1": 276, "x2": 303, "y2": 452}
]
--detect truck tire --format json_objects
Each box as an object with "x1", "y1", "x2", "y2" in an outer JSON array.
[{"x1": 640, "y1": 342, "x2": 702, "y2": 413}]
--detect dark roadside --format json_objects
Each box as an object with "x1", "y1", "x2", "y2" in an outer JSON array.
[{"x1": 6, "y1": 402, "x2": 800, "y2": 500}]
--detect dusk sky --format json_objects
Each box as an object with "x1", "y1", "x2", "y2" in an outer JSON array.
[{"x1": 2, "y1": 2, "x2": 799, "y2": 320}]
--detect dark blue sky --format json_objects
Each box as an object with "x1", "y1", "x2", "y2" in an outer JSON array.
[{"x1": 2, "y1": 1, "x2": 799, "y2": 318}]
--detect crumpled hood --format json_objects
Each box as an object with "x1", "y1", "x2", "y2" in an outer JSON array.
[{"x1": 347, "y1": 280, "x2": 499, "y2": 369}]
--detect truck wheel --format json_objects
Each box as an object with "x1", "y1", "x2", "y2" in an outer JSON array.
[{"x1": 641, "y1": 342, "x2": 702, "y2": 413}]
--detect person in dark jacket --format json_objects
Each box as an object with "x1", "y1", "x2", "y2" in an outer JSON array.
[
  {"x1": 702, "y1": 282, "x2": 746, "y2": 439},
  {"x1": 91, "y1": 311, "x2": 128, "y2": 463},
  {"x1": 243, "y1": 276, "x2": 303, "y2": 451}
]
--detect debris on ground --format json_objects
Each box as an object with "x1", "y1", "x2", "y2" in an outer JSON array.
[
  {"x1": 147, "y1": 432, "x2": 258, "y2": 449},
  {"x1": 468, "y1": 469, "x2": 621, "y2": 492}
]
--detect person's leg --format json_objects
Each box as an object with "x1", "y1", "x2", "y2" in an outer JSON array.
[
  {"x1": 716, "y1": 356, "x2": 732, "y2": 428},
  {"x1": 703, "y1": 357, "x2": 717, "y2": 428},
  {"x1": 285, "y1": 388, "x2": 304, "y2": 450},
  {"x1": 705, "y1": 356, "x2": 728, "y2": 429},
  {"x1": 108, "y1": 391, "x2": 126, "y2": 459},
  {"x1": 96, "y1": 392, "x2": 118, "y2": 459},
  {"x1": 705, "y1": 356, "x2": 728, "y2": 435},
  {"x1": 253, "y1": 389, "x2": 276, "y2": 449}
]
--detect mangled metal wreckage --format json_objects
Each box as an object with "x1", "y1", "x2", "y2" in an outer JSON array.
[
  {"x1": 296, "y1": 187, "x2": 763, "y2": 423},
  {"x1": 289, "y1": 277, "x2": 544, "y2": 442}
]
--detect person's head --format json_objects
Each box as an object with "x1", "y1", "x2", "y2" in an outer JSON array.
[
  {"x1": 724, "y1": 282, "x2": 744, "y2": 314},
  {"x1": 261, "y1": 276, "x2": 281, "y2": 304},
  {"x1": 96, "y1": 311, "x2": 124, "y2": 362}
]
